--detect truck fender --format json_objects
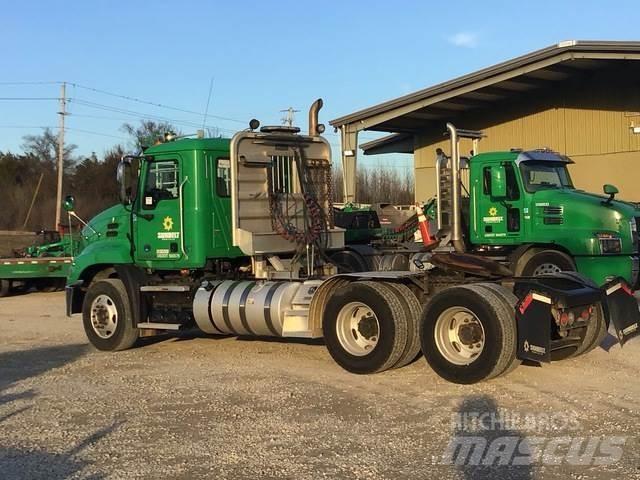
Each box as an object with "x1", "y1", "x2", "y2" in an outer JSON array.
[
  {"x1": 114, "y1": 265, "x2": 150, "y2": 326},
  {"x1": 512, "y1": 246, "x2": 575, "y2": 276}
]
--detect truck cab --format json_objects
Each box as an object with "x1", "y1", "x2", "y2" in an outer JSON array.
[{"x1": 435, "y1": 128, "x2": 640, "y2": 287}]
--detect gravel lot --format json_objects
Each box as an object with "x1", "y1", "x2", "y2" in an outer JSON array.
[{"x1": 1, "y1": 291, "x2": 639, "y2": 479}]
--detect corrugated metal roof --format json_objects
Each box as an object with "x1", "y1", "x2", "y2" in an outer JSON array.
[
  {"x1": 330, "y1": 41, "x2": 640, "y2": 129},
  {"x1": 360, "y1": 133, "x2": 413, "y2": 155}
]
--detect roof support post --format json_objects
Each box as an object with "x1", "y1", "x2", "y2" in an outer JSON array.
[{"x1": 340, "y1": 124, "x2": 359, "y2": 203}]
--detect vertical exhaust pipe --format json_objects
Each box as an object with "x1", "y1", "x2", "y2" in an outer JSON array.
[
  {"x1": 309, "y1": 98, "x2": 323, "y2": 136},
  {"x1": 446, "y1": 123, "x2": 465, "y2": 253}
]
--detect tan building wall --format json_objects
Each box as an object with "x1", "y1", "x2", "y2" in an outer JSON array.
[{"x1": 413, "y1": 68, "x2": 640, "y2": 202}]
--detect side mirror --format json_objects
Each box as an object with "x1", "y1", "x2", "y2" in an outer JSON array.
[
  {"x1": 117, "y1": 158, "x2": 134, "y2": 205},
  {"x1": 490, "y1": 165, "x2": 507, "y2": 198},
  {"x1": 603, "y1": 184, "x2": 618, "y2": 205},
  {"x1": 63, "y1": 195, "x2": 75, "y2": 212}
]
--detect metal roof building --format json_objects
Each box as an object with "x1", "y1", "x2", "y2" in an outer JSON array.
[{"x1": 330, "y1": 41, "x2": 640, "y2": 202}]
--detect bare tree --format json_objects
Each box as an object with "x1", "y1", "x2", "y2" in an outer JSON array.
[
  {"x1": 121, "y1": 120, "x2": 181, "y2": 151},
  {"x1": 21, "y1": 128, "x2": 76, "y2": 168},
  {"x1": 332, "y1": 164, "x2": 415, "y2": 205}
]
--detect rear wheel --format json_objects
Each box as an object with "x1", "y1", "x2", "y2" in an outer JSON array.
[
  {"x1": 570, "y1": 305, "x2": 607, "y2": 358},
  {"x1": 0, "y1": 279, "x2": 10, "y2": 297},
  {"x1": 34, "y1": 278, "x2": 62, "y2": 292},
  {"x1": 328, "y1": 250, "x2": 368, "y2": 273},
  {"x1": 474, "y1": 283, "x2": 522, "y2": 376},
  {"x1": 516, "y1": 249, "x2": 576, "y2": 277},
  {"x1": 420, "y1": 284, "x2": 518, "y2": 384},
  {"x1": 383, "y1": 282, "x2": 422, "y2": 368},
  {"x1": 323, "y1": 281, "x2": 408, "y2": 374},
  {"x1": 82, "y1": 279, "x2": 139, "y2": 351}
]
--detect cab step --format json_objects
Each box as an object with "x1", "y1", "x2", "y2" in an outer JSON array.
[
  {"x1": 140, "y1": 285, "x2": 191, "y2": 292},
  {"x1": 137, "y1": 322, "x2": 183, "y2": 330}
]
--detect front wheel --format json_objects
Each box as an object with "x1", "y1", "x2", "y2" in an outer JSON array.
[
  {"x1": 420, "y1": 284, "x2": 518, "y2": 384},
  {"x1": 82, "y1": 278, "x2": 139, "y2": 351},
  {"x1": 516, "y1": 249, "x2": 576, "y2": 277}
]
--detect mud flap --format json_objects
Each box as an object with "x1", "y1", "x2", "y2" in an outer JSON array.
[
  {"x1": 603, "y1": 278, "x2": 640, "y2": 346},
  {"x1": 515, "y1": 292, "x2": 552, "y2": 363}
]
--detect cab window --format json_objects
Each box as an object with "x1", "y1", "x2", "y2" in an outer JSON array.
[
  {"x1": 504, "y1": 164, "x2": 520, "y2": 201},
  {"x1": 143, "y1": 160, "x2": 179, "y2": 208},
  {"x1": 216, "y1": 158, "x2": 231, "y2": 197}
]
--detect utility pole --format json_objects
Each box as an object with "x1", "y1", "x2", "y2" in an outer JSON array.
[
  {"x1": 280, "y1": 107, "x2": 299, "y2": 127},
  {"x1": 55, "y1": 82, "x2": 66, "y2": 230}
]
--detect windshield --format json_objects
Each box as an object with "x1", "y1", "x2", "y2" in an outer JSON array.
[{"x1": 519, "y1": 161, "x2": 574, "y2": 192}]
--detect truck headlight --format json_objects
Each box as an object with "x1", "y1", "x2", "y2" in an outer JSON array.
[{"x1": 596, "y1": 233, "x2": 622, "y2": 254}]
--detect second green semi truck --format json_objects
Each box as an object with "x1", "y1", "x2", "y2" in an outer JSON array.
[{"x1": 427, "y1": 124, "x2": 640, "y2": 287}]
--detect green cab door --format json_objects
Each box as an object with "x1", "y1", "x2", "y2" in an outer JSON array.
[
  {"x1": 474, "y1": 162, "x2": 524, "y2": 244},
  {"x1": 134, "y1": 156, "x2": 184, "y2": 263}
]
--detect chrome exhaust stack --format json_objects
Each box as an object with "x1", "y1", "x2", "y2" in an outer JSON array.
[
  {"x1": 446, "y1": 123, "x2": 465, "y2": 253},
  {"x1": 309, "y1": 98, "x2": 325, "y2": 136}
]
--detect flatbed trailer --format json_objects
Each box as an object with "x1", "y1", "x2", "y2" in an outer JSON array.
[{"x1": 0, "y1": 256, "x2": 72, "y2": 297}]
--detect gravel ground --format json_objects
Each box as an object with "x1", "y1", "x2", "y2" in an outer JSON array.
[{"x1": 1, "y1": 291, "x2": 639, "y2": 479}]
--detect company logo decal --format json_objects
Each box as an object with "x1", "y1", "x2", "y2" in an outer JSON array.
[
  {"x1": 157, "y1": 215, "x2": 180, "y2": 240},
  {"x1": 483, "y1": 206, "x2": 504, "y2": 224}
]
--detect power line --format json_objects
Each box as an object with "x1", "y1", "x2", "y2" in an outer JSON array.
[
  {"x1": 68, "y1": 82, "x2": 247, "y2": 124},
  {"x1": 69, "y1": 98, "x2": 237, "y2": 134},
  {"x1": 0, "y1": 81, "x2": 62, "y2": 86},
  {"x1": 1, "y1": 81, "x2": 388, "y2": 146},
  {"x1": 0, "y1": 125, "x2": 127, "y2": 140},
  {"x1": 66, "y1": 127, "x2": 128, "y2": 140},
  {"x1": 0, "y1": 125, "x2": 56, "y2": 129},
  {"x1": 0, "y1": 97, "x2": 59, "y2": 101}
]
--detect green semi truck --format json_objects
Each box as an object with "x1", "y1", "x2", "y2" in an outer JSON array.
[
  {"x1": 63, "y1": 100, "x2": 639, "y2": 384},
  {"x1": 427, "y1": 124, "x2": 640, "y2": 287}
]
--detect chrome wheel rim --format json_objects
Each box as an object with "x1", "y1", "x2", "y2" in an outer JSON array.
[
  {"x1": 90, "y1": 294, "x2": 118, "y2": 339},
  {"x1": 434, "y1": 307, "x2": 485, "y2": 365},
  {"x1": 336, "y1": 302, "x2": 380, "y2": 356},
  {"x1": 532, "y1": 263, "x2": 562, "y2": 276}
]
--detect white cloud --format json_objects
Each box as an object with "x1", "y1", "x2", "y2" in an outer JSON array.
[{"x1": 448, "y1": 32, "x2": 479, "y2": 48}]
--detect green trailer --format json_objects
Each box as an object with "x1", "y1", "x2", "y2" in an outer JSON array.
[{"x1": 0, "y1": 231, "x2": 76, "y2": 297}]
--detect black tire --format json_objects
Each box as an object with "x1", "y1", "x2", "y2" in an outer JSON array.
[
  {"x1": 534, "y1": 272, "x2": 604, "y2": 359},
  {"x1": 517, "y1": 249, "x2": 576, "y2": 277},
  {"x1": 420, "y1": 284, "x2": 518, "y2": 384},
  {"x1": 570, "y1": 304, "x2": 607, "y2": 358},
  {"x1": 474, "y1": 283, "x2": 522, "y2": 376},
  {"x1": 82, "y1": 279, "x2": 139, "y2": 351},
  {"x1": 383, "y1": 282, "x2": 422, "y2": 368},
  {"x1": 34, "y1": 278, "x2": 58, "y2": 293},
  {"x1": 323, "y1": 280, "x2": 408, "y2": 374},
  {"x1": 0, "y1": 279, "x2": 10, "y2": 297},
  {"x1": 328, "y1": 250, "x2": 368, "y2": 273}
]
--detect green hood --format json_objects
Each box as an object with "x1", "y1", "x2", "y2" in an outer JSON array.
[
  {"x1": 531, "y1": 188, "x2": 639, "y2": 254},
  {"x1": 80, "y1": 204, "x2": 131, "y2": 245}
]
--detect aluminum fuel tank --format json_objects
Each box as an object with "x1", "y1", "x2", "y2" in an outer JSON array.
[{"x1": 193, "y1": 280, "x2": 304, "y2": 336}]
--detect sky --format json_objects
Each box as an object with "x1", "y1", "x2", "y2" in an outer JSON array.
[{"x1": 2, "y1": 0, "x2": 640, "y2": 170}]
